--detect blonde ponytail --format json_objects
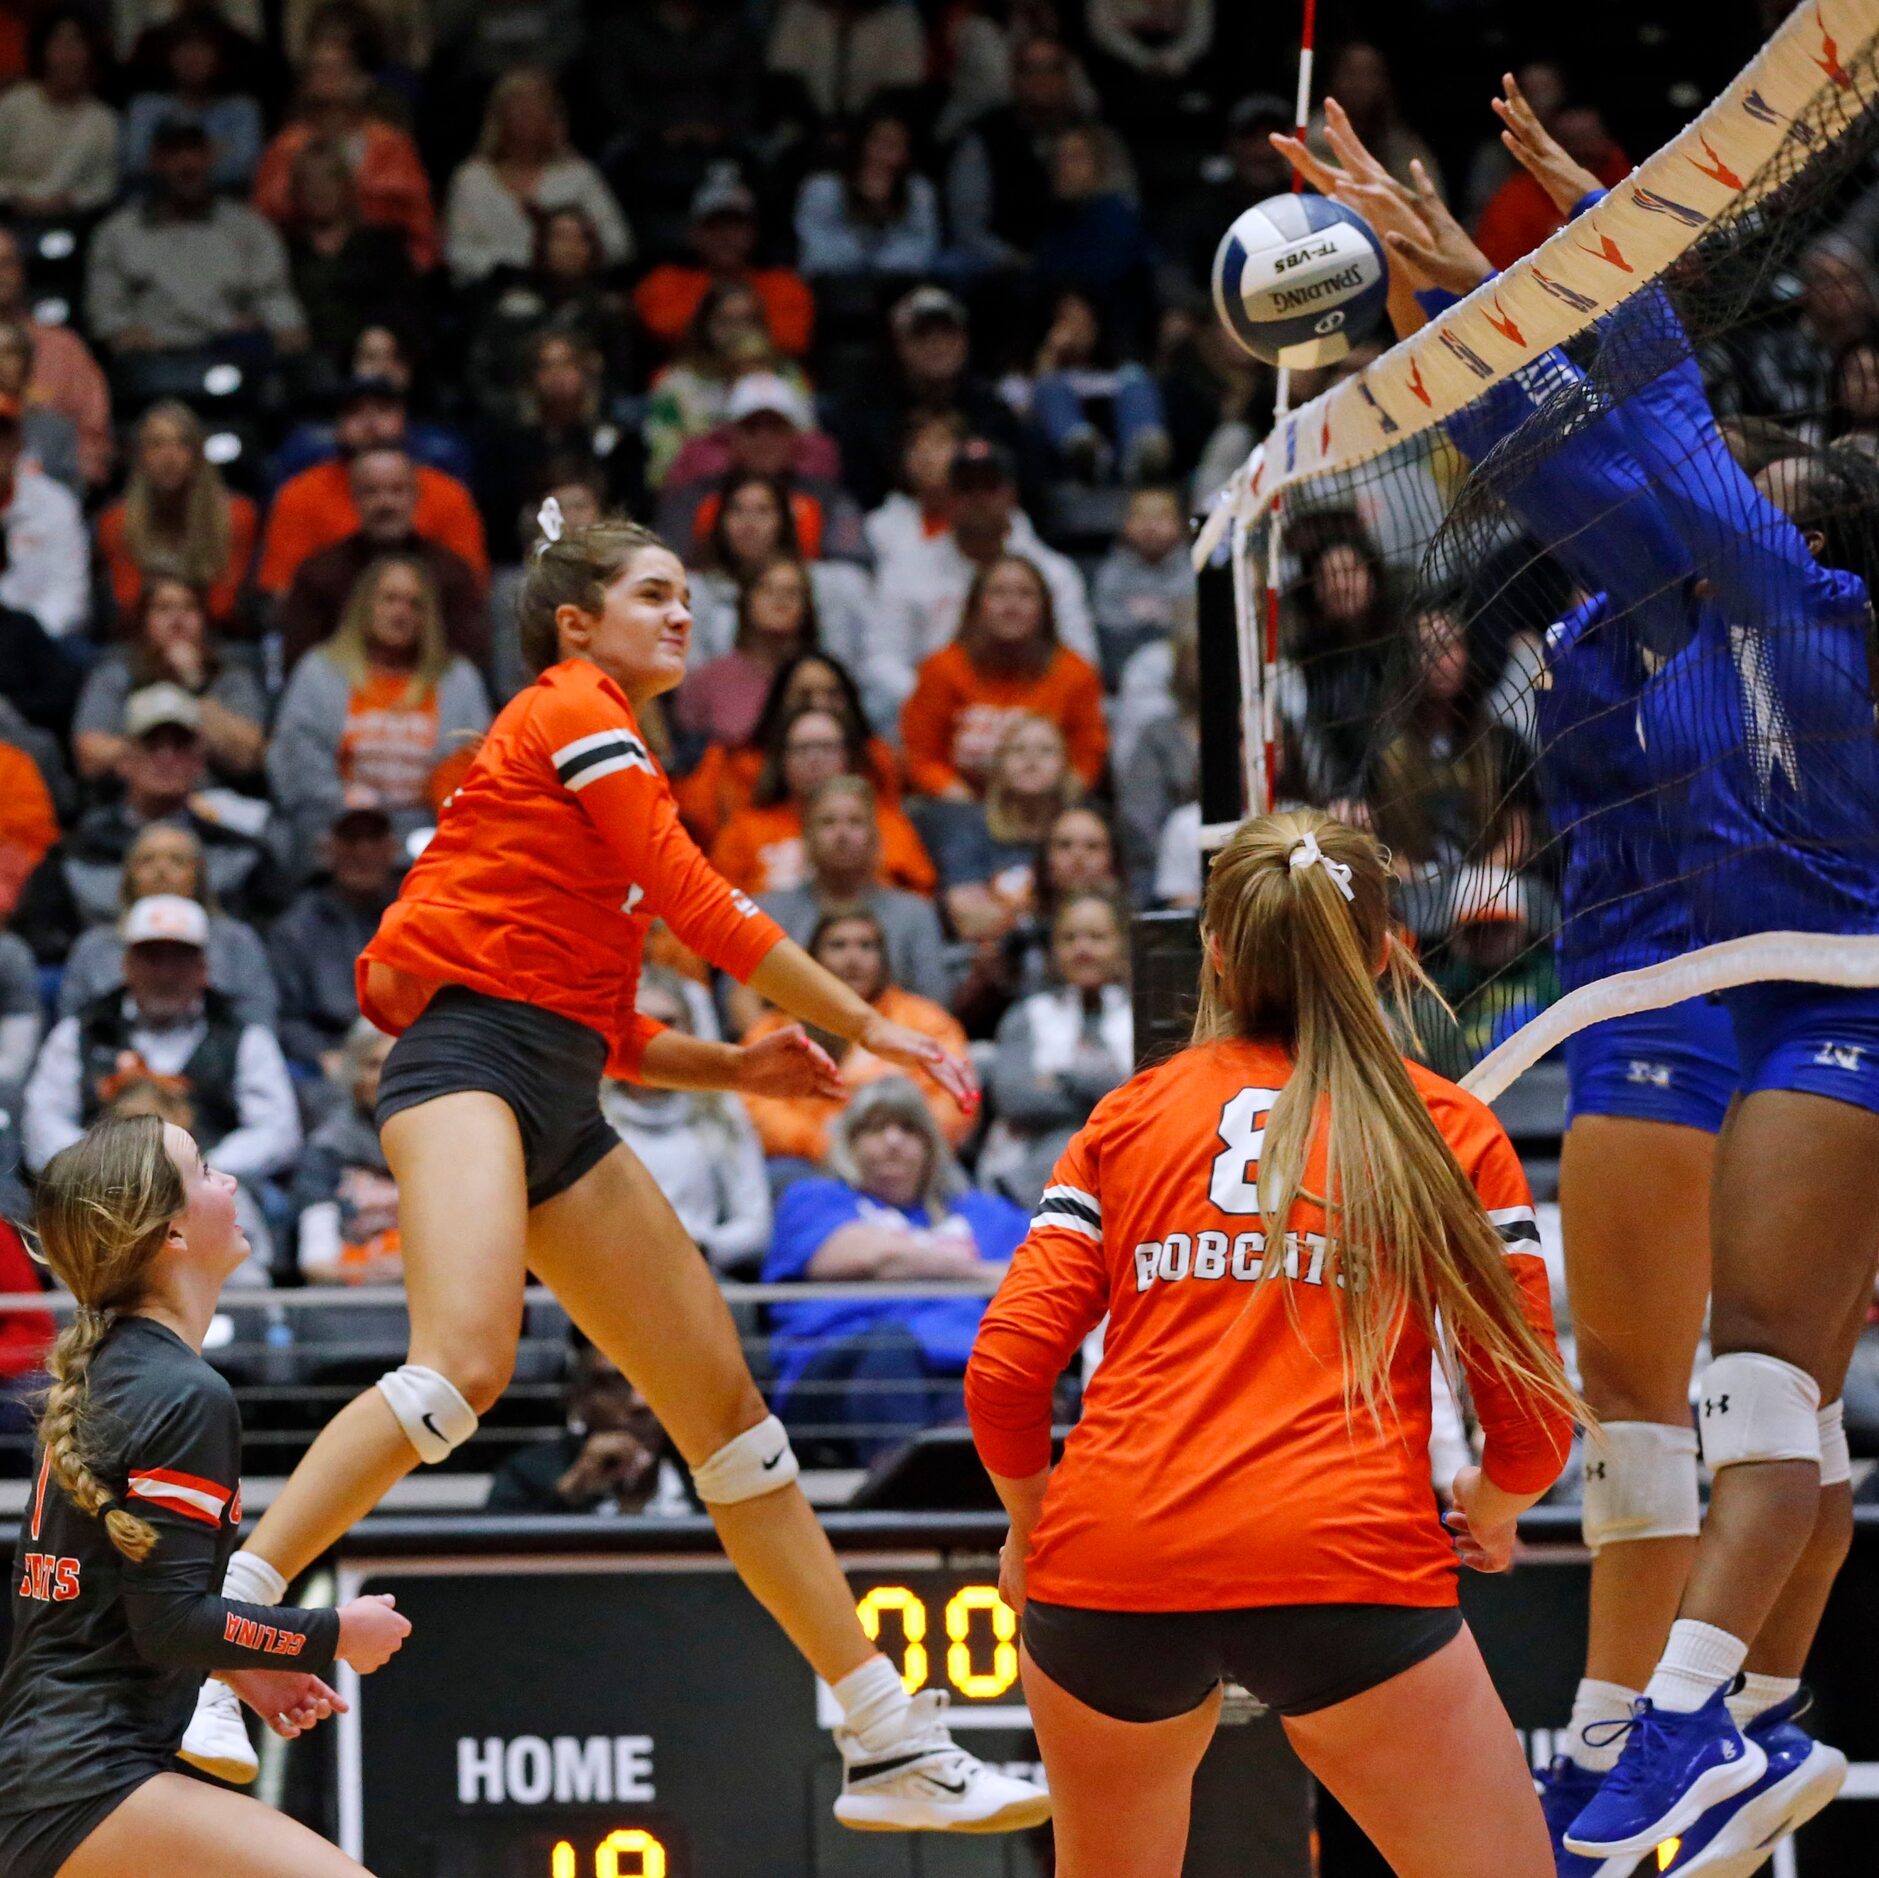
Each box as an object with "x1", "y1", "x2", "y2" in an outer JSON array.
[
  {"x1": 32, "y1": 1116, "x2": 185, "y2": 1561},
  {"x1": 1196, "y1": 809, "x2": 1584, "y2": 1432}
]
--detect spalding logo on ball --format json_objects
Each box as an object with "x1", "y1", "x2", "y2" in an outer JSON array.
[{"x1": 1212, "y1": 193, "x2": 1388, "y2": 368}]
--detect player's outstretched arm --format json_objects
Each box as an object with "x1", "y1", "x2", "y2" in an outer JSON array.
[{"x1": 1493, "y1": 71, "x2": 1606, "y2": 217}]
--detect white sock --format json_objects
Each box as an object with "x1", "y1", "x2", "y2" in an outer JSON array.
[
  {"x1": 223, "y1": 1550, "x2": 285, "y2": 1607},
  {"x1": 834, "y1": 1653, "x2": 911, "y2": 1749},
  {"x1": 1727, "y1": 1671, "x2": 1799, "y2": 1732},
  {"x1": 1643, "y1": 1620, "x2": 1747, "y2": 1715},
  {"x1": 1565, "y1": 1678, "x2": 1638, "y2": 1774}
]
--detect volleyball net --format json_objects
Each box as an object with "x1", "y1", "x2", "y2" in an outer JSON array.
[{"x1": 1196, "y1": 0, "x2": 1879, "y2": 1100}]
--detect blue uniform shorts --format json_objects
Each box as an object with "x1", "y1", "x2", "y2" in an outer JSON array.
[
  {"x1": 1723, "y1": 982, "x2": 1879, "y2": 1117},
  {"x1": 1564, "y1": 999, "x2": 1740, "y2": 1133}
]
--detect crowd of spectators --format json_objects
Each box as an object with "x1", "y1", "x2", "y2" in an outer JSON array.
[{"x1": 0, "y1": 0, "x2": 1829, "y2": 1478}]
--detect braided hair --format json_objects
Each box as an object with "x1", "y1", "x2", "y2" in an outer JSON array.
[{"x1": 31, "y1": 1116, "x2": 186, "y2": 1561}]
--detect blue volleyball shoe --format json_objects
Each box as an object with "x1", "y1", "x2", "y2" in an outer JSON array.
[
  {"x1": 1655, "y1": 1694, "x2": 1846, "y2": 1877},
  {"x1": 1536, "y1": 1757, "x2": 1640, "y2": 1878},
  {"x1": 1564, "y1": 1688, "x2": 1766, "y2": 1858}
]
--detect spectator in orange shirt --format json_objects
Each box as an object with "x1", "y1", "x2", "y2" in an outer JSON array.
[
  {"x1": 712, "y1": 705, "x2": 934, "y2": 898},
  {"x1": 1475, "y1": 101, "x2": 1627, "y2": 269},
  {"x1": 253, "y1": 32, "x2": 437, "y2": 272},
  {"x1": 0, "y1": 737, "x2": 56, "y2": 918},
  {"x1": 741, "y1": 907, "x2": 972, "y2": 1162},
  {"x1": 95, "y1": 401, "x2": 257, "y2": 635},
  {"x1": 634, "y1": 165, "x2": 815, "y2": 362},
  {"x1": 0, "y1": 224, "x2": 110, "y2": 489},
  {"x1": 676, "y1": 649, "x2": 898, "y2": 849},
  {"x1": 900, "y1": 554, "x2": 1107, "y2": 801},
  {"x1": 258, "y1": 396, "x2": 488, "y2": 601}
]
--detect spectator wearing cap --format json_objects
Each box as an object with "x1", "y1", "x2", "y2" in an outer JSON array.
[
  {"x1": 259, "y1": 373, "x2": 488, "y2": 599},
  {"x1": 1161, "y1": 92, "x2": 1294, "y2": 308},
  {"x1": 657, "y1": 368, "x2": 864, "y2": 567},
  {"x1": 121, "y1": 14, "x2": 265, "y2": 193},
  {"x1": 269, "y1": 553, "x2": 491, "y2": 868},
  {"x1": 642, "y1": 281, "x2": 812, "y2": 490},
  {"x1": 0, "y1": 225, "x2": 111, "y2": 489},
  {"x1": 793, "y1": 108, "x2": 941, "y2": 282},
  {"x1": 73, "y1": 574, "x2": 266, "y2": 786},
  {"x1": 0, "y1": 10, "x2": 118, "y2": 219},
  {"x1": 55, "y1": 821, "x2": 277, "y2": 1033},
  {"x1": 95, "y1": 400, "x2": 259, "y2": 632},
  {"x1": 0, "y1": 390, "x2": 86, "y2": 639},
  {"x1": 443, "y1": 69, "x2": 633, "y2": 288},
  {"x1": 279, "y1": 142, "x2": 417, "y2": 367},
  {"x1": 833, "y1": 285, "x2": 1025, "y2": 513},
  {"x1": 86, "y1": 120, "x2": 308, "y2": 358},
  {"x1": 21, "y1": 890, "x2": 300, "y2": 1180},
  {"x1": 634, "y1": 166, "x2": 815, "y2": 362},
  {"x1": 271, "y1": 360, "x2": 475, "y2": 490},
  {"x1": 17, "y1": 682, "x2": 285, "y2": 959},
  {"x1": 253, "y1": 30, "x2": 436, "y2": 272},
  {"x1": 947, "y1": 31, "x2": 1137, "y2": 274},
  {"x1": 870, "y1": 437, "x2": 1095, "y2": 711},
  {"x1": 275, "y1": 445, "x2": 488, "y2": 672},
  {"x1": 899, "y1": 551, "x2": 1107, "y2": 802},
  {"x1": 267, "y1": 802, "x2": 399, "y2": 1073}
]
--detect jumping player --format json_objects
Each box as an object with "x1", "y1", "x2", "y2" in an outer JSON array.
[
  {"x1": 178, "y1": 509, "x2": 1048, "y2": 1835},
  {"x1": 0, "y1": 1116, "x2": 411, "y2": 1878},
  {"x1": 1274, "y1": 98, "x2": 1744, "y2": 1878},
  {"x1": 966, "y1": 810, "x2": 1580, "y2": 1878}
]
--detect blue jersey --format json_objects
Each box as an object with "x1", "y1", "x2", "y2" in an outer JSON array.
[{"x1": 1606, "y1": 289, "x2": 1879, "y2": 945}]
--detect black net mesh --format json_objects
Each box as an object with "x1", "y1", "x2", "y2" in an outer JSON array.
[{"x1": 1233, "y1": 1, "x2": 1879, "y2": 1093}]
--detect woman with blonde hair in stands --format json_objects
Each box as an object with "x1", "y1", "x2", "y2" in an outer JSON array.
[
  {"x1": 95, "y1": 403, "x2": 258, "y2": 632},
  {"x1": 268, "y1": 554, "x2": 491, "y2": 866},
  {"x1": 967, "y1": 807, "x2": 1581, "y2": 1877},
  {"x1": 0, "y1": 1115, "x2": 409, "y2": 1878}
]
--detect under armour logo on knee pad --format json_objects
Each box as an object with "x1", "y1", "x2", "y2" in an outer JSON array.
[{"x1": 1703, "y1": 1394, "x2": 1731, "y2": 1417}]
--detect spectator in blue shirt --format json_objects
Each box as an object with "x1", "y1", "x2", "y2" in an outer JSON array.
[{"x1": 764, "y1": 1077, "x2": 1027, "y2": 1464}]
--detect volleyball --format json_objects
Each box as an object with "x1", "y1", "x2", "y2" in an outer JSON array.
[{"x1": 1211, "y1": 192, "x2": 1389, "y2": 367}]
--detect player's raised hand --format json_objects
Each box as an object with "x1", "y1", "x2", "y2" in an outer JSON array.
[
  {"x1": 860, "y1": 1013, "x2": 981, "y2": 1112},
  {"x1": 336, "y1": 1593, "x2": 411, "y2": 1673},
  {"x1": 736, "y1": 1023, "x2": 845, "y2": 1102},
  {"x1": 1493, "y1": 70, "x2": 1605, "y2": 217},
  {"x1": 1376, "y1": 161, "x2": 1496, "y2": 298}
]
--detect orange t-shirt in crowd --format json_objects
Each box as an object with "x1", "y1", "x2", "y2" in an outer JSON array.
[
  {"x1": 899, "y1": 643, "x2": 1108, "y2": 798},
  {"x1": 675, "y1": 736, "x2": 901, "y2": 847},
  {"x1": 97, "y1": 495, "x2": 259, "y2": 630},
  {"x1": 256, "y1": 461, "x2": 489, "y2": 598},
  {"x1": 338, "y1": 670, "x2": 444, "y2": 809},
  {"x1": 254, "y1": 119, "x2": 438, "y2": 272},
  {"x1": 633, "y1": 265, "x2": 816, "y2": 358},
  {"x1": 359, "y1": 658, "x2": 785, "y2": 1078},
  {"x1": 741, "y1": 985, "x2": 972, "y2": 1160},
  {"x1": 966, "y1": 1038, "x2": 1569, "y2": 1612},
  {"x1": 709, "y1": 796, "x2": 935, "y2": 898},
  {"x1": 0, "y1": 743, "x2": 57, "y2": 917}
]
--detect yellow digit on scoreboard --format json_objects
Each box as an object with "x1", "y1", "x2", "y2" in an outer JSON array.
[
  {"x1": 944, "y1": 1585, "x2": 1019, "y2": 1698},
  {"x1": 855, "y1": 1585, "x2": 930, "y2": 1692},
  {"x1": 596, "y1": 1827, "x2": 666, "y2": 1878}
]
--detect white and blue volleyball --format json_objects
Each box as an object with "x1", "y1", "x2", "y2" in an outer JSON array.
[{"x1": 1211, "y1": 193, "x2": 1389, "y2": 367}]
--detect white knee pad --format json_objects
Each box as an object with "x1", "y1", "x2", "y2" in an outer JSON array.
[
  {"x1": 1818, "y1": 1399, "x2": 1851, "y2": 1489},
  {"x1": 1697, "y1": 1353, "x2": 1820, "y2": 1474},
  {"x1": 377, "y1": 1364, "x2": 478, "y2": 1464},
  {"x1": 692, "y1": 1414, "x2": 799, "y2": 1504},
  {"x1": 1581, "y1": 1421, "x2": 1701, "y2": 1552}
]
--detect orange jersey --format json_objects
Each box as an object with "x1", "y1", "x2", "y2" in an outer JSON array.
[
  {"x1": 358, "y1": 659, "x2": 785, "y2": 1077},
  {"x1": 899, "y1": 643, "x2": 1108, "y2": 797},
  {"x1": 675, "y1": 736, "x2": 901, "y2": 848},
  {"x1": 966, "y1": 1039, "x2": 1568, "y2": 1611}
]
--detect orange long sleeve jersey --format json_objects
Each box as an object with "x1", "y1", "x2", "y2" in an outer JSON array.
[
  {"x1": 358, "y1": 660, "x2": 785, "y2": 1078},
  {"x1": 965, "y1": 1039, "x2": 1569, "y2": 1611},
  {"x1": 899, "y1": 644, "x2": 1108, "y2": 796}
]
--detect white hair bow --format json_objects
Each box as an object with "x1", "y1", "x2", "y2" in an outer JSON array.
[
  {"x1": 535, "y1": 496, "x2": 565, "y2": 552},
  {"x1": 1289, "y1": 830, "x2": 1355, "y2": 902}
]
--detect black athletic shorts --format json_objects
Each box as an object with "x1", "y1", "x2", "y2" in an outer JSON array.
[
  {"x1": 1021, "y1": 1599, "x2": 1464, "y2": 1723},
  {"x1": 0, "y1": 1773, "x2": 157, "y2": 1878},
  {"x1": 375, "y1": 985, "x2": 619, "y2": 1209}
]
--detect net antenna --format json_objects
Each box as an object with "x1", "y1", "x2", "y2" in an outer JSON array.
[{"x1": 1193, "y1": 0, "x2": 1879, "y2": 1099}]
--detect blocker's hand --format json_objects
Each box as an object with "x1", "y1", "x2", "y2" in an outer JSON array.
[
  {"x1": 223, "y1": 1667, "x2": 348, "y2": 1740},
  {"x1": 736, "y1": 1024, "x2": 844, "y2": 1102},
  {"x1": 1493, "y1": 70, "x2": 1605, "y2": 216},
  {"x1": 1370, "y1": 161, "x2": 1495, "y2": 299},
  {"x1": 860, "y1": 1013, "x2": 981, "y2": 1112},
  {"x1": 1444, "y1": 1465, "x2": 1520, "y2": 1573}
]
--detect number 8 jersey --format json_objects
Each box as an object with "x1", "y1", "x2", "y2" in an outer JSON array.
[{"x1": 965, "y1": 1037, "x2": 1569, "y2": 1611}]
